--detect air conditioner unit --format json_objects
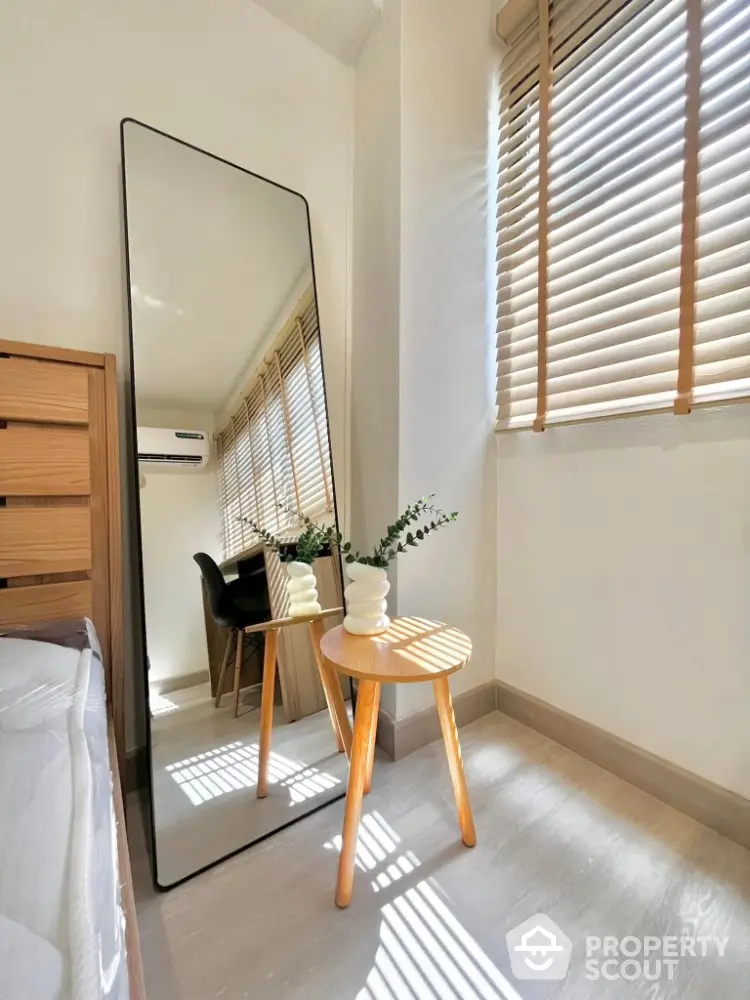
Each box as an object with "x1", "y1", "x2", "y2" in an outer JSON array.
[{"x1": 137, "y1": 427, "x2": 211, "y2": 470}]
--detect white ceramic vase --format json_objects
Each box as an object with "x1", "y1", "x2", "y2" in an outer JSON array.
[
  {"x1": 343, "y1": 562, "x2": 390, "y2": 635},
  {"x1": 286, "y1": 561, "x2": 321, "y2": 618}
]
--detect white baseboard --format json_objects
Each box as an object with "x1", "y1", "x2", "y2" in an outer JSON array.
[
  {"x1": 374, "y1": 674, "x2": 749, "y2": 851},
  {"x1": 495, "y1": 679, "x2": 750, "y2": 851},
  {"x1": 154, "y1": 670, "x2": 208, "y2": 695},
  {"x1": 376, "y1": 681, "x2": 497, "y2": 760}
]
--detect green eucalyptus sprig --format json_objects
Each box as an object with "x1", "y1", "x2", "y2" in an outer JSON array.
[
  {"x1": 238, "y1": 515, "x2": 325, "y2": 565},
  {"x1": 277, "y1": 495, "x2": 458, "y2": 569},
  {"x1": 342, "y1": 496, "x2": 458, "y2": 567}
]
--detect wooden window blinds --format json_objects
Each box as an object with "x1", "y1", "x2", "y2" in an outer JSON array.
[
  {"x1": 216, "y1": 287, "x2": 333, "y2": 559},
  {"x1": 496, "y1": 0, "x2": 750, "y2": 430}
]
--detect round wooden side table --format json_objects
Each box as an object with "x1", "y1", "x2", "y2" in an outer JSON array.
[{"x1": 320, "y1": 616, "x2": 477, "y2": 908}]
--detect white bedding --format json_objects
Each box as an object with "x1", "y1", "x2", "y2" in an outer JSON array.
[{"x1": 0, "y1": 628, "x2": 129, "y2": 1000}]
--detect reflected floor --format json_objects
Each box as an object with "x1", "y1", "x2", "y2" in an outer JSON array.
[{"x1": 150, "y1": 683, "x2": 351, "y2": 886}]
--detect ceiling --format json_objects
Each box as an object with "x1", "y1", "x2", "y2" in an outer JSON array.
[
  {"x1": 124, "y1": 122, "x2": 311, "y2": 413},
  {"x1": 252, "y1": 0, "x2": 382, "y2": 65}
]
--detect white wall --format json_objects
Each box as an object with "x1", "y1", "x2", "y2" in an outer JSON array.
[
  {"x1": 140, "y1": 468, "x2": 221, "y2": 687},
  {"x1": 136, "y1": 406, "x2": 217, "y2": 435},
  {"x1": 137, "y1": 405, "x2": 220, "y2": 689},
  {"x1": 351, "y1": 0, "x2": 498, "y2": 719},
  {"x1": 496, "y1": 406, "x2": 750, "y2": 798},
  {"x1": 351, "y1": 0, "x2": 403, "y2": 718},
  {"x1": 397, "y1": 0, "x2": 498, "y2": 716},
  {"x1": 0, "y1": 0, "x2": 354, "y2": 749}
]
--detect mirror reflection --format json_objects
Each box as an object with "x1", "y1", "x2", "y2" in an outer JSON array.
[{"x1": 123, "y1": 120, "x2": 350, "y2": 888}]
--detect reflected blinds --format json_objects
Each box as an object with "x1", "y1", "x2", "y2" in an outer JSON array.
[
  {"x1": 216, "y1": 288, "x2": 333, "y2": 559},
  {"x1": 496, "y1": 0, "x2": 750, "y2": 429}
]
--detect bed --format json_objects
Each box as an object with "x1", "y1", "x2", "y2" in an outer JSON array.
[{"x1": 0, "y1": 340, "x2": 145, "y2": 1000}]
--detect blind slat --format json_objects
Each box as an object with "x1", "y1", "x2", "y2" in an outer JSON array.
[
  {"x1": 694, "y1": 0, "x2": 750, "y2": 401},
  {"x1": 498, "y1": 0, "x2": 749, "y2": 429},
  {"x1": 215, "y1": 290, "x2": 334, "y2": 557}
]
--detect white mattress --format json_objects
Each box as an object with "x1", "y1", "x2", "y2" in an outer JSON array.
[{"x1": 0, "y1": 626, "x2": 129, "y2": 1000}]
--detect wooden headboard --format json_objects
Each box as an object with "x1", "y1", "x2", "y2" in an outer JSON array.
[{"x1": 0, "y1": 339, "x2": 124, "y2": 769}]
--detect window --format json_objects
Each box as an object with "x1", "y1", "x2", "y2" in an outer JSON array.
[
  {"x1": 216, "y1": 286, "x2": 334, "y2": 558},
  {"x1": 496, "y1": 0, "x2": 750, "y2": 429}
]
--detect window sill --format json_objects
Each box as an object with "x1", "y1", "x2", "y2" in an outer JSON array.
[{"x1": 495, "y1": 389, "x2": 750, "y2": 433}]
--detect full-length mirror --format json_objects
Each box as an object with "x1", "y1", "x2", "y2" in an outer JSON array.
[{"x1": 122, "y1": 120, "x2": 350, "y2": 888}]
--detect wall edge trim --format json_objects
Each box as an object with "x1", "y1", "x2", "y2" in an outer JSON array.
[{"x1": 495, "y1": 678, "x2": 750, "y2": 850}]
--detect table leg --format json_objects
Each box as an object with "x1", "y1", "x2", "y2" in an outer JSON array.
[
  {"x1": 257, "y1": 629, "x2": 279, "y2": 799},
  {"x1": 433, "y1": 676, "x2": 477, "y2": 848},
  {"x1": 308, "y1": 619, "x2": 353, "y2": 758},
  {"x1": 364, "y1": 682, "x2": 381, "y2": 795},
  {"x1": 214, "y1": 631, "x2": 234, "y2": 708},
  {"x1": 335, "y1": 679, "x2": 378, "y2": 908},
  {"x1": 233, "y1": 629, "x2": 244, "y2": 718}
]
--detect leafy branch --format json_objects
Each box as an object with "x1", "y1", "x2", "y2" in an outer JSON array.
[
  {"x1": 341, "y1": 495, "x2": 458, "y2": 567},
  {"x1": 241, "y1": 494, "x2": 458, "y2": 569},
  {"x1": 277, "y1": 495, "x2": 457, "y2": 568},
  {"x1": 238, "y1": 513, "x2": 324, "y2": 564}
]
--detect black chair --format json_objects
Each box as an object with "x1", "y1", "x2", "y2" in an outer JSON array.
[{"x1": 193, "y1": 553, "x2": 271, "y2": 717}]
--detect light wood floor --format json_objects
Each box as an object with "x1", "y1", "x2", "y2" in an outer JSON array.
[{"x1": 130, "y1": 711, "x2": 750, "y2": 999}]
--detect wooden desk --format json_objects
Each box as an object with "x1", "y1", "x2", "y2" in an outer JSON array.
[
  {"x1": 218, "y1": 541, "x2": 264, "y2": 576},
  {"x1": 206, "y1": 547, "x2": 346, "y2": 722}
]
